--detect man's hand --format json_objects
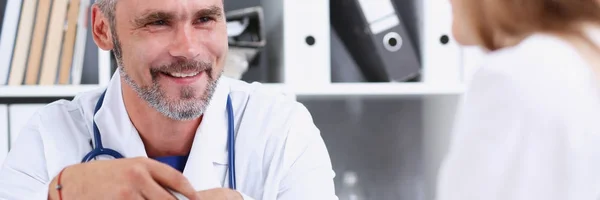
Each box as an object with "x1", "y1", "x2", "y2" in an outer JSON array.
[
  {"x1": 197, "y1": 188, "x2": 243, "y2": 200},
  {"x1": 48, "y1": 157, "x2": 200, "y2": 200}
]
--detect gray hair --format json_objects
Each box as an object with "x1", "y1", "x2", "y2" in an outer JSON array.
[{"x1": 94, "y1": 0, "x2": 117, "y2": 25}]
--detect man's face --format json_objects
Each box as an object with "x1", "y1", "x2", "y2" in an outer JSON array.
[{"x1": 112, "y1": 0, "x2": 228, "y2": 120}]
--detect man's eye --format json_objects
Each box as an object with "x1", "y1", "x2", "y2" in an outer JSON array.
[
  {"x1": 148, "y1": 20, "x2": 167, "y2": 26},
  {"x1": 197, "y1": 17, "x2": 213, "y2": 23}
]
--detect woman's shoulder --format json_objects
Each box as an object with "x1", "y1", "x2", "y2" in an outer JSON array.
[
  {"x1": 475, "y1": 33, "x2": 598, "y2": 95},
  {"x1": 482, "y1": 33, "x2": 592, "y2": 81},
  {"x1": 466, "y1": 33, "x2": 600, "y2": 115}
]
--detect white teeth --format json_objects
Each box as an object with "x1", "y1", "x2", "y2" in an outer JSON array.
[{"x1": 168, "y1": 72, "x2": 199, "y2": 78}]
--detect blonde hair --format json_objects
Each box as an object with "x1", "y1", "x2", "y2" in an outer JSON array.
[{"x1": 465, "y1": 0, "x2": 600, "y2": 51}]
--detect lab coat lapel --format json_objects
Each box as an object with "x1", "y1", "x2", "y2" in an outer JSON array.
[
  {"x1": 94, "y1": 71, "x2": 231, "y2": 189},
  {"x1": 184, "y1": 77, "x2": 230, "y2": 190},
  {"x1": 93, "y1": 71, "x2": 148, "y2": 160}
]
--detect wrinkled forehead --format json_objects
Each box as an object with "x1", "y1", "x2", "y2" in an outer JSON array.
[
  {"x1": 115, "y1": 0, "x2": 224, "y2": 7},
  {"x1": 115, "y1": 0, "x2": 224, "y2": 18}
]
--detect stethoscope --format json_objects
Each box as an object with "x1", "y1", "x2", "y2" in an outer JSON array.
[{"x1": 80, "y1": 90, "x2": 237, "y2": 190}]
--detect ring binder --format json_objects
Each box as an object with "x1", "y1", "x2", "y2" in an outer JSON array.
[{"x1": 331, "y1": 0, "x2": 421, "y2": 82}]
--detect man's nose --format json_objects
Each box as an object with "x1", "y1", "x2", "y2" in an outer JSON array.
[{"x1": 169, "y1": 25, "x2": 201, "y2": 60}]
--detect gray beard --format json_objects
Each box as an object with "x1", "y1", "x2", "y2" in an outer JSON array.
[
  {"x1": 119, "y1": 66, "x2": 221, "y2": 121},
  {"x1": 111, "y1": 29, "x2": 221, "y2": 121}
]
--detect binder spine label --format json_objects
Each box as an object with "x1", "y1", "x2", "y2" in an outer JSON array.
[
  {"x1": 357, "y1": 0, "x2": 395, "y2": 23},
  {"x1": 370, "y1": 14, "x2": 399, "y2": 35}
]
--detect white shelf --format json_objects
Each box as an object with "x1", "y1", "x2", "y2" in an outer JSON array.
[
  {"x1": 0, "y1": 85, "x2": 103, "y2": 98},
  {"x1": 0, "y1": 83, "x2": 466, "y2": 98},
  {"x1": 261, "y1": 82, "x2": 466, "y2": 98},
  {"x1": 293, "y1": 83, "x2": 465, "y2": 97}
]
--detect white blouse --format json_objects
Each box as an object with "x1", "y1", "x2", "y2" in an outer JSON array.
[{"x1": 438, "y1": 30, "x2": 600, "y2": 200}]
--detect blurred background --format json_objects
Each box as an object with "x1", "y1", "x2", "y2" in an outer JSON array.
[{"x1": 0, "y1": 0, "x2": 487, "y2": 199}]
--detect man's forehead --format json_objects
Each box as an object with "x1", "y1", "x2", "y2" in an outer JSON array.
[
  {"x1": 117, "y1": 0, "x2": 224, "y2": 12},
  {"x1": 116, "y1": 0, "x2": 223, "y2": 5}
]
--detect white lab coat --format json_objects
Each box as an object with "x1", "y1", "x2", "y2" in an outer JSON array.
[
  {"x1": 0, "y1": 71, "x2": 337, "y2": 200},
  {"x1": 437, "y1": 31, "x2": 600, "y2": 200}
]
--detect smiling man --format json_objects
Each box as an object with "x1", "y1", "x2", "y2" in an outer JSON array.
[{"x1": 0, "y1": 0, "x2": 337, "y2": 199}]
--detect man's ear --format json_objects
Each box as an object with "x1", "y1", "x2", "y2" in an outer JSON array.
[{"x1": 91, "y1": 5, "x2": 114, "y2": 51}]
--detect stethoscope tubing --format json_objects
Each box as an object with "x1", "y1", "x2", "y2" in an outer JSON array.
[{"x1": 81, "y1": 90, "x2": 237, "y2": 190}]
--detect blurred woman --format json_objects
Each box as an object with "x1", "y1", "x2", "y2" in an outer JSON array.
[{"x1": 437, "y1": 0, "x2": 600, "y2": 199}]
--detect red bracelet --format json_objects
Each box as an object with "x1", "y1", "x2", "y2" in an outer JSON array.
[{"x1": 56, "y1": 168, "x2": 66, "y2": 200}]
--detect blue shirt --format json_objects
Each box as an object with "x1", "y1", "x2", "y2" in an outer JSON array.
[{"x1": 153, "y1": 155, "x2": 189, "y2": 172}]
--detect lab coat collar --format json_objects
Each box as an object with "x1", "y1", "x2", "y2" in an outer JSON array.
[
  {"x1": 93, "y1": 71, "x2": 145, "y2": 158},
  {"x1": 94, "y1": 70, "x2": 231, "y2": 190},
  {"x1": 183, "y1": 75, "x2": 231, "y2": 190}
]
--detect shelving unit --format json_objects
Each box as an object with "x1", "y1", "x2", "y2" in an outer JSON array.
[
  {"x1": 0, "y1": 48, "x2": 113, "y2": 99},
  {"x1": 0, "y1": 1, "x2": 475, "y2": 100},
  {"x1": 0, "y1": 85, "x2": 103, "y2": 98}
]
